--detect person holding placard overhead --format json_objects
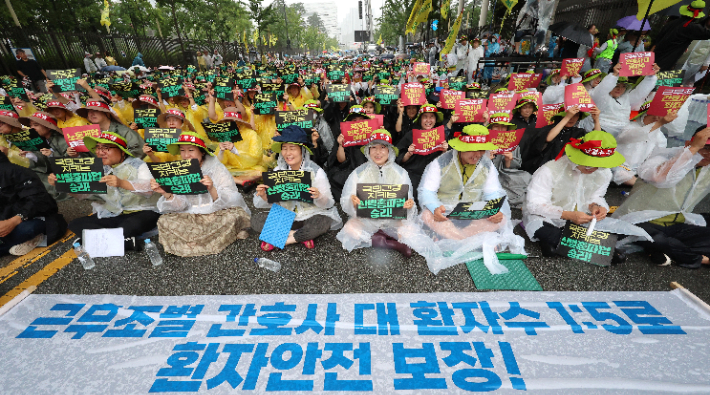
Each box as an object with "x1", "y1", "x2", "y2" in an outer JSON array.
[
  {"x1": 48, "y1": 132, "x2": 160, "y2": 251},
  {"x1": 580, "y1": 62, "x2": 658, "y2": 137},
  {"x1": 150, "y1": 131, "x2": 251, "y2": 257},
  {"x1": 337, "y1": 129, "x2": 416, "y2": 257},
  {"x1": 212, "y1": 107, "x2": 265, "y2": 187},
  {"x1": 76, "y1": 100, "x2": 146, "y2": 159},
  {"x1": 523, "y1": 130, "x2": 634, "y2": 263},
  {"x1": 402, "y1": 124, "x2": 524, "y2": 274},
  {"x1": 253, "y1": 125, "x2": 342, "y2": 251},
  {"x1": 0, "y1": 109, "x2": 31, "y2": 167}
]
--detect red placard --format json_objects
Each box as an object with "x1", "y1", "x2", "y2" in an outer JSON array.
[
  {"x1": 536, "y1": 103, "x2": 563, "y2": 128},
  {"x1": 488, "y1": 92, "x2": 517, "y2": 113},
  {"x1": 439, "y1": 89, "x2": 465, "y2": 110},
  {"x1": 507, "y1": 73, "x2": 542, "y2": 91},
  {"x1": 489, "y1": 128, "x2": 525, "y2": 154},
  {"x1": 518, "y1": 90, "x2": 542, "y2": 108},
  {"x1": 371, "y1": 114, "x2": 384, "y2": 128},
  {"x1": 412, "y1": 126, "x2": 445, "y2": 155},
  {"x1": 340, "y1": 119, "x2": 379, "y2": 147},
  {"x1": 413, "y1": 62, "x2": 431, "y2": 75},
  {"x1": 401, "y1": 83, "x2": 427, "y2": 106},
  {"x1": 647, "y1": 86, "x2": 694, "y2": 117},
  {"x1": 564, "y1": 83, "x2": 596, "y2": 112},
  {"x1": 454, "y1": 99, "x2": 487, "y2": 123},
  {"x1": 62, "y1": 124, "x2": 101, "y2": 153},
  {"x1": 619, "y1": 52, "x2": 655, "y2": 77},
  {"x1": 560, "y1": 58, "x2": 585, "y2": 78}
]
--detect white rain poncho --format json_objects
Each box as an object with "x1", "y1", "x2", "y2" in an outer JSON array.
[
  {"x1": 635, "y1": 91, "x2": 691, "y2": 147},
  {"x1": 581, "y1": 73, "x2": 657, "y2": 136},
  {"x1": 524, "y1": 156, "x2": 652, "y2": 244},
  {"x1": 253, "y1": 146, "x2": 342, "y2": 229},
  {"x1": 75, "y1": 157, "x2": 159, "y2": 219},
  {"x1": 157, "y1": 156, "x2": 250, "y2": 215},
  {"x1": 613, "y1": 146, "x2": 710, "y2": 227},
  {"x1": 336, "y1": 142, "x2": 417, "y2": 251},
  {"x1": 611, "y1": 119, "x2": 667, "y2": 184},
  {"x1": 542, "y1": 75, "x2": 581, "y2": 105},
  {"x1": 401, "y1": 150, "x2": 526, "y2": 275}
]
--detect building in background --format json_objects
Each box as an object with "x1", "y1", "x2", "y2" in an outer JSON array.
[{"x1": 299, "y1": 2, "x2": 339, "y2": 39}]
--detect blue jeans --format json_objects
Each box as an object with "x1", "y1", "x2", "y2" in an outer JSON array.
[{"x1": 0, "y1": 218, "x2": 45, "y2": 256}]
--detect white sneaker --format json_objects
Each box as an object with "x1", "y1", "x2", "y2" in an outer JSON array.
[{"x1": 9, "y1": 234, "x2": 44, "y2": 256}]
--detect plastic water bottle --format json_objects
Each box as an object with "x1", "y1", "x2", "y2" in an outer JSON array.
[
  {"x1": 74, "y1": 242, "x2": 95, "y2": 270},
  {"x1": 621, "y1": 191, "x2": 630, "y2": 197},
  {"x1": 254, "y1": 258, "x2": 281, "y2": 272},
  {"x1": 145, "y1": 239, "x2": 163, "y2": 267}
]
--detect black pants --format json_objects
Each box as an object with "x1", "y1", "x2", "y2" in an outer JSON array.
[
  {"x1": 533, "y1": 222, "x2": 563, "y2": 250},
  {"x1": 69, "y1": 211, "x2": 161, "y2": 239},
  {"x1": 637, "y1": 221, "x2": 710, "y2": 268},
  {"x1": 251, "y1": 213, "x2": 331, "y2": 243}
]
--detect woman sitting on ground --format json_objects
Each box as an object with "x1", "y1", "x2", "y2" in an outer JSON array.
[
  {"x1": 252, "y1": 125, "x2": 342, "y2": 251},
  {"x1": 150, "y1": 131, "x2": 251, "y2": 257},
  {"x1": 143, "y1": 108, "x2": 197, "y2": 163}
]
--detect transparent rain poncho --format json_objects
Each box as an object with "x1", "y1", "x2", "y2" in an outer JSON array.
[
  {"x1": 157, "y1": 155, "x2": 250, "y2": 216},
  {"x1": 401, "y1": 150, "x2": 526, "y2": 275},
  {"x1": 253, "y1": 146, "x2": 342, "y2": 229},
  {"x1": 72, "y1": 157, "x2": 160, "y2": 219},
  {"x1": 613, "y1": 146, "x2": 710, "y2": 227},
  {"x1": 524, "y1": 156, "x2": 652, "y2": 246},
  {"x1": 336, "y1": 142, "x2": 418, "y2": 251},
  {"x1": 612, "y1": 119, "x2": 667, "y2": 184}
]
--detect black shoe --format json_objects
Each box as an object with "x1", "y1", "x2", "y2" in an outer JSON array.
[
  {"x1": 648, "y1": 251, "x2": 671, "y2": 266},
  {"x1": 540, "y1": 242, "x2": 557, "y2": 258},
  {"x1": 611, "y1": 251, "x2": 627, "y2": 265}
]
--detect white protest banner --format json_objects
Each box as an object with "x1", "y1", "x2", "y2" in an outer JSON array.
[{"x1": 1, "y1": 291, "x2": 709, "y2": 394}]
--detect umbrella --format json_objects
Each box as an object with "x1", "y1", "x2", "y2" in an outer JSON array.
[
  {"x1": 616, "y1": 15, "x2": 652, "y2": 31},
  {"x1": 101, "y1": 66, "x2": 125, "y2": 72},
  {"x1": 661, "y1": 0, "x2": 694, "y2": 17},
  {"x1": 379, "y1": 54, "x2": 395, "y2": 59},
  {"x1": 549, "y1": 21, "x2": 594, "y2": 47},
  {"x1": 158, "y1": 66, "x2": 175, "y2": 70}
]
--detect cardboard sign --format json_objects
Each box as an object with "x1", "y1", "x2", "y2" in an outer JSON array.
[
  {"x1": 6, "y1": 128, "x2": 50, "y2": 152},
  {"x1": 619, "y1": 52, "x2": 655, "y2": 77},
  {"x1": 275, "y1": 110, "x2": 317, "y2": 132},
  {"x1": 325, "y1": 84, "x2": 350, "y2": 103},
  {"x1": 62, "y1": 125, "x2": 101, "y2": 153},
  {"x1": 133, "y1": 107, "x2": 159, "y2": 129},
  {"x1": 489, "y1": 128, "x2": 525, "y2": 154},
  {"x1": 326, "y1": 67, "x2": 345, "y2": 81},
  {"x1": 371, "y1": 114, "x2": 385, "y2": 128},
  {"x1": 3, "y1": 78, "x2": 29, "y2": 101},
  {"x1": 487, "y1": 92, "x2": 517, "y2": 113},
  {"x1": 412, "y1": 62, "x2": 431, "y2": 75},
  {"x1": 401, "y1": 83, "x2": 427, "y2": 106},
  {"x1": 647, "y1": 86, "x2": 694, "y2": 117},
  {"x1": 144, "y1": 128, "x2": 180, "y2": 153},
  {"x1": 466, "y1": 89, "x2": 489, "y2": 100},
  {"x1": 159, "y1": 77, "x2": 184, "y2": 98},
  {"x1": 262, "y1": 170, "x2": 313, "y2": 204},
  {"x1": 340, "y1": 119, "x2": 379, "y2": 147},
  {"x1": 201, "y1": 121, "x2": 243, "y2": 143},
  {"x1": 412, "y1": 126, "x2": 445, "y2": 155},
  {"x1": 109, "y1": 81, "x2": 140, "y2": 99},
  {"x1": 564, "y1": 83, "x2": 596, "y2": 112},
  {"x1": 234, "y1": 74, "x2": 256, "y2": 90},
  {"x1": 373, "y1": 85, "x2": 399, "y2": 106},
  {"x1": 448, "y1": 76, "x2": 467, "y2": 91},
  {"x1": 213, "y1": 76, "x2": 234, "y2": 100},
  {"x1": 149, "y1": 159, "x2": 207, "y2": 195},
  {"x1": 439, "y1": 89, "x2": 465, "y2": 110},
  {"x1": 447, "y1": 196, "x2": 506, "y2": 220},
  {"x1": 0, "y1": 95, "x2": 14, "y2": 112},
  {"x1": 47, "y1": 69, "x2": 82, "y2": 93},
  {"x1": 454, "y1": 99, "x2": 487, "y2": 123},
  {"x1": 508, "y1": 73, "x2": 541, "y2": 91},
  {"x1": 50, "y1": 157, "x2": 106, "y2": 194},
  {"x1": 254, "y1": 91, "x2": 278, "y2": 115},
  {"x1": 260, "y1": 82, "x2": 284, "y2": 92},
  {"x1": 280, "y1": 72, "x2": 300, "y2": 85},
  {"x1": 555, "y1": 221, "x2": 618, "y2": 266},
  {"x1": 303, "y1": 73, "x2": 321, "y2": 86},
  {"x1": 656, "y1": 70, "x2": 685, "y2": 87},
  {"x1": 356, "y1": 183, "x2": 409, "y2": 219},
  {"x1": 536, "y1": 103, "x2": 563, "y2": 128},
  {"x1": 90, "y1": 76, "x2": 110, "y2": 91},
  {"x1": 560, "y1": 58, "x2": 585, "y2": 78}
]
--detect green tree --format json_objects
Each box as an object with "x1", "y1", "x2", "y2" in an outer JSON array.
[{"x1": 243, "y1": 0, "x2": 278, "y2": 57}]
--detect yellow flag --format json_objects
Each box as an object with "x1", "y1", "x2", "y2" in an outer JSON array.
[
  {"x1": 262, "y1": 35, "x2": 267, "y2": 45},
  {"x1": 252, "y1": 30, "x2": 259, "y2": 46},
  {"x1": 100, "y1": 0, "x2": 111, "y2": 28},
  {"x1": 270, "y1": 34, "x2": 277, "y2": 46},
  {"x1": 377, "y1": 35, "x2": 383, "y2": 45},
  {"x1": 405, "y1": 0, "x2": 423, "y2": 34},
  {"x1": 441, "y1": 0, "x2": 450, "y2": 19},
  {"x1": 636, "y1": 0, "x2": 683, "y2": 19},
  {"x1": 243, "y1": 31, "x2": 248, "y2": 51},
  {"x1": 441, "y1": 10, "x2": 462, "y2": 56},
  {"x1": 501, "y1": 0, "x2": 518, "y2": 12},
  {"x1": 414, "y1": 0, "x2": 432, "y2": 24}
]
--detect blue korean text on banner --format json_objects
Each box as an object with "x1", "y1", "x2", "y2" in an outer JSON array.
[{"x1": 259, "y1": 204, "x2": 296, "y2": 249}]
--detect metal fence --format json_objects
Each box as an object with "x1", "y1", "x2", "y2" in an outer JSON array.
[
  {"x1": 0, "y1": 28, "x2": 251, "y2": 75},
  {"x1": 554, "y1": 0, "x2": 642, "y2": 34}
]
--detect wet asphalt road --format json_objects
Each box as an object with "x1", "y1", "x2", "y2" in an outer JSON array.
[{"x1": 2, "y1": 184, "x2": 710, "y2": 304}]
